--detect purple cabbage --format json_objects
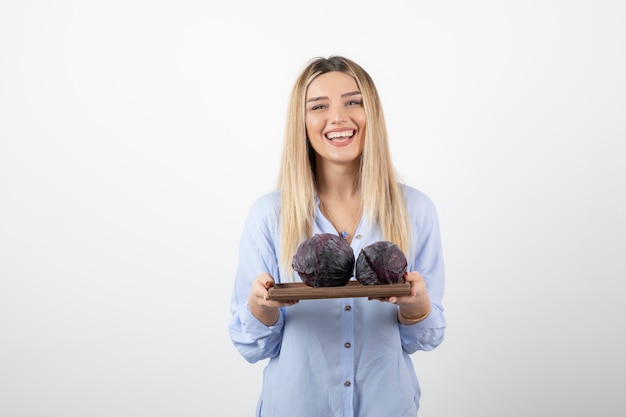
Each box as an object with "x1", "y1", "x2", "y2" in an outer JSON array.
[
  {"x1": 292, "y1": 233, "x2": 355, "y2": 287},
  {"x1": 355, "y1": 241, "x2": 407, "y2": 285}
]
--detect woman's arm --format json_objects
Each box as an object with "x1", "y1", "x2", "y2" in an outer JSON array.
[{"x1": 228, "y1": 193, "x2": 287, "y2": 363}]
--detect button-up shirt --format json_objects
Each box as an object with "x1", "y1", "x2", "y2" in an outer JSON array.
[{"x1": 229, "y1": 184, "x2": 446, "y2": 417}]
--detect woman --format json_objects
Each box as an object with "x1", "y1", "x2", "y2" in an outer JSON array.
[{"x1": 229, "y1": 56, "x2": 446, "y2": 417}]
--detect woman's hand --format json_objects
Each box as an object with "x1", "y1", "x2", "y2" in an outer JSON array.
[
  {"x1": 248, "y1": 272, "x2": 298, "y2": 326},
  {"x1": 387, "y1": 271, "x2": 432, "y2": 325}
]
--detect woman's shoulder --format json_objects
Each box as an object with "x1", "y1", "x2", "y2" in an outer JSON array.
[
  {"x1": 244, "y1": 189, "x2": 281, "y2": 227},
  {"x1": 249, "y1": 189, "x2": 281, "y2": 211},
  {"x1": 399, "y1": 183, "x2": 436, "y2": 210},
  {"x1": 399, "y1": 183, "x2": 441, "y2": 237}
]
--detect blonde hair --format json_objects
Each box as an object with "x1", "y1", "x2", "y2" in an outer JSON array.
[{"x1": 277, "y1": 56, "x2": 411, "y2": 278}]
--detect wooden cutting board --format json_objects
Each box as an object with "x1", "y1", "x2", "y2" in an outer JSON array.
[{"x1": 268, "y1": 280, "x2": 410, "y2": 301}]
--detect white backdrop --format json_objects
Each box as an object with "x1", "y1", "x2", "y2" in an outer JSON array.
[{"x1": 1, "y1": 1, "x2": 625, "y2": 416}]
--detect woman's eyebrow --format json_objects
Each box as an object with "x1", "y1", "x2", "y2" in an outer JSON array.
[
  {"x1": 342, "y1": 91, "x2": 362, "y2": 98},
  {"x1": 307, "y1": 91, "x2": 362, "y2": 103}
]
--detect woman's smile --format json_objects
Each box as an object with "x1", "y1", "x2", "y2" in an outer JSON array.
[{"x1": 325, "y1": 129, "x2": 355, "y2": 144}]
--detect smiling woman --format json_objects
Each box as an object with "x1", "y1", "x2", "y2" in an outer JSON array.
[
  {"x1": 305, "y1": 72, "x2": 367, "y2": 170},
  {"x1": 228, "y1": 56, "x2": 446, "y2": 417}
]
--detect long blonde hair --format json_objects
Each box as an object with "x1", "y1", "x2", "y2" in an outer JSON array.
[{"x1": 277, "y1": 56, "x2": 411, "y2": 278}]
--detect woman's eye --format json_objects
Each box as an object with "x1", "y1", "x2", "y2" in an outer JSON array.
[
  {"x1": 346, "y1": 99, "x2": 362, "y2": 106},
  {"x1": 311, "y1": 104, "x2": 326, "y2": 111}
]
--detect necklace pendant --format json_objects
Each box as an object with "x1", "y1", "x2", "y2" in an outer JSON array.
[{"x1": 340, "y1": 231, "x2": 348, "y2": 239}]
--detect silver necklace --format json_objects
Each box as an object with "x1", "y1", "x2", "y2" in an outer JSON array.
[{"x1": 319, "y1": 201, "x2": 362, "y2": 240}]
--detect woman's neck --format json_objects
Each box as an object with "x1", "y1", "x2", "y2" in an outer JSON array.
[
  {"x1": 316, "y1": 164, "x2": 362, "y2": 243},
  {"x1": 315, "y1": 161, "x2": 360, "y2": 200}
]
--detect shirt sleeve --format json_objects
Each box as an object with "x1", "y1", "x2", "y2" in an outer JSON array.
[
  {"x1": 399, "y1": 186, "x2": 447, "y2": 353},
  {"x1": 228, "y1": 192, "x2": 286, "y2": 363}
]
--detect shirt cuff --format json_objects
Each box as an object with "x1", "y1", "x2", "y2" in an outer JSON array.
[{"x1": 242, "y1": 303, "x2": 285, "y2": 335}]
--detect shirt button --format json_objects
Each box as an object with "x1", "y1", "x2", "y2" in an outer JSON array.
[
  {"x1": 344, "y1": 380, "x2": 351, "y2": 387},
  {"x1": 345, "y1": 305, "x2": 352, "y2": 311},
  {"x1": 344, "y1": 342, "x2": 351, "y2": 348},
  {"x1": 355, "y1": 235, "x2": 362, "y2": 239}
]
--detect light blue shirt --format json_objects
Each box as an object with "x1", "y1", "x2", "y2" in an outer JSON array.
[{"x1": 229, "y1": 184, "x2": 446, "y2": 417}]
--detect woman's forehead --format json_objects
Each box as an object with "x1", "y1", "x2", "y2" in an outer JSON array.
[{"x1": 306, "y1": 72, "x2": 360, "y2": 99}]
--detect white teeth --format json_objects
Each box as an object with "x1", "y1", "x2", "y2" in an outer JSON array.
[{"x1": 326, "y1": 130, "x2": 354, "y2": 140}]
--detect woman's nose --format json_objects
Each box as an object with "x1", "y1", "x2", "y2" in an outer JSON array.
[{"x1": 331, "y1": 106, "x2": 347, "y2": 123}]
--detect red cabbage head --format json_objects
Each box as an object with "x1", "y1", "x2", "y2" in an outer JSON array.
[
  {"x1": 292, "y1": 233, "x2": 355, "y2": 287},
  {"x1": 355, "y1": 241, "x2": 407, "y2": 285}
]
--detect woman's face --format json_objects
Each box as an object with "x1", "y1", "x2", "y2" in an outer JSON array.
[{"x1": 305, "y1": 71, "x2": 366, "y2": 165}]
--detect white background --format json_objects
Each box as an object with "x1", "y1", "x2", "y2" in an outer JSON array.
[{"x1": 1, "y1": 1, "x2": 625, "y2": 416}]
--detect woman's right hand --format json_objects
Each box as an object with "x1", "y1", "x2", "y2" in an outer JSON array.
[{"x1": 248, "y1": 272, "x2": 298, "y2": 325}]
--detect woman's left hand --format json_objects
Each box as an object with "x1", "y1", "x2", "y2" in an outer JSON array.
[{"x1": 387, "y1": 271, "x2": 432, "y2": 324}]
